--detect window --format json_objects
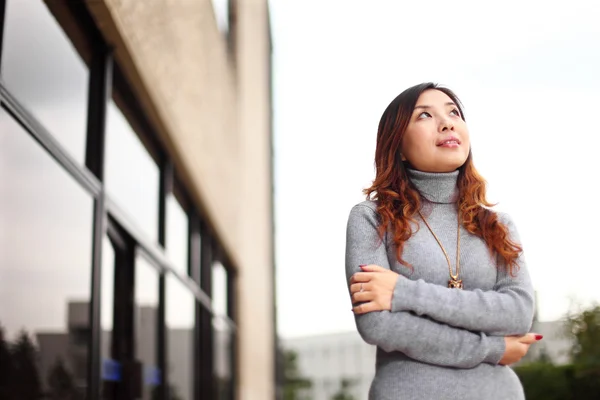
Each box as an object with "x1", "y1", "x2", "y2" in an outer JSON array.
[
  {"x1": 166, "y1": 274, "x2": 195, "y2": 400},
  {"x1": 212, "y1": 262, "x2": 228, "y2": 318},
  {"x1": 105, "y1": 101, "x2": 159, "y2": 244},
  {"x1": 0, "y1": 109, "x2": 93, "y2": 398},
  {"x1": 135, "y1": 255, "x2": 161, "y2": 400},
  {"x1": 166, "y1": 195, "x2": 189, "y2": 275},
  {"x1": 100, "y1": 236, "x2": 115, "y2": 380},
  {"x1": 1, "y1": 0, "x2": 89, "y2": 164},
  {"x1": 212, "y1": 262, "x2": 232, "y2": 399},
  {"x1": 211, "y1": 0, "x2": 230, "y2": 33}
]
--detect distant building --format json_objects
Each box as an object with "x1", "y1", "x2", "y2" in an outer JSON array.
[
  {"x1": 520, "y1": 319, "x2": 573, "y2": 366},
  {"x1": 36, "y1": 301, "x2": 231, "y2": 399},
  {"x1": 282, "y1": 331, "x2": 376, "y2": 400}
]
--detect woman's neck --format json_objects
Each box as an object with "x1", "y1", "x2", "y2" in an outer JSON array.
[{"x1": 407, "y1": 168, "x2": 459, "y2": 204}]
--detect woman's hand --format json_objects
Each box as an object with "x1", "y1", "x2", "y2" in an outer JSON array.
[
  {"x1": 350, "y1": 264, "x2": 400, "y2": 314},
  {"x1": 499, "y1": 333, "x2": 543, "y2": 365}
]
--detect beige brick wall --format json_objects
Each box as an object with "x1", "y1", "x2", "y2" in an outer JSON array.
[
  {"x1": 83, "y1": 0, "x2": 274, "y2": 398},
  {"x1": 235, "y1": 2, "x2": 274, "y2": 399}
]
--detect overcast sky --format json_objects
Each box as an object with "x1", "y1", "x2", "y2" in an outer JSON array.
[{"x1": 271, "y1": 0, "x2": 600, "y2": 338}]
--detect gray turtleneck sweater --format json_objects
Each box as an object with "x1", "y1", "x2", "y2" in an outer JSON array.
[{"x1": 345, "y1": 169, "x2": 535, "y2": 400}]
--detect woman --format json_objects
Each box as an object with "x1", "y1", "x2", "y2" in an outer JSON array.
[{"x1": 345, "y1": 82, "x2": 540, "y2": 400}]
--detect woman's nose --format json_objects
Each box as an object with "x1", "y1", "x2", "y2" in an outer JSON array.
[{"x1": 439, "y1": 118, "x2": 454, "y2": 132}]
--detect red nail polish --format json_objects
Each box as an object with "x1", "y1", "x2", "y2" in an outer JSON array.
[
  {"x1": 535, "y1": 334, "x2": 543, "y2": 341},
  {"x1": 359, "y1": 264, "x2": 366, "y2": 267}
]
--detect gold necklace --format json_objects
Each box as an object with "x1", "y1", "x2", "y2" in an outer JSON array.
[{"x1": 417, "y1": 210, "x2": 463, "y2": 289}]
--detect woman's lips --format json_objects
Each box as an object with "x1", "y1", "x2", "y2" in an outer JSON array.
[
  {"x1": 437, "y1": 136, "x2": 461, "y2": 147},
  {"x1": 438, "y1": 139, "x2": 460, "y2": 148}
]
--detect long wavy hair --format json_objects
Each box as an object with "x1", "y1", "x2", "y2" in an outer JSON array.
[{"x1": 364, "y1": 83, "x2": 522, "y2": 276}]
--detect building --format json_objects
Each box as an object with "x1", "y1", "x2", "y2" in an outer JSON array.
[
  {"x1": 35, "y1": 302, "x2": 233, "y2": 400},
  {"x1": 521, "y1": 319, "x2": 573, "y2": 366},
  {"x1": 282, "y1": 331, "x2": 376, "y2": 400},
  {"x1": 0, "y1": 0, "x2": 274, "y2": 399}
]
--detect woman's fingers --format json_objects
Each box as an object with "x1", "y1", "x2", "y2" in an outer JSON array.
[
  {"x1": 351, "y1": 290, "x2": 373, "y2": 304},
  {"x1": 352, "y1": 301, "x2": 382, "y2": 314},
  {"x1": 360, "y1": 264, "x2": 387, "y2": 272},
  {"x1": 349, "y1": 282, "x2": 372, "y2": 294},
  {"x1": 350, "y1": 272, "x2": 373, "y2": 284},
  {"x1": 499, "y1": 333, "x2": 544, "y2": 365},
  {"x1": 518, "y1": 333, "x2": 543, "y2": 345}
]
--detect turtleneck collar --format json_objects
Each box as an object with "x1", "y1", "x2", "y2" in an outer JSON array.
[{"x1": 407, "y1": 168, "x2": 459, "y2": 204}]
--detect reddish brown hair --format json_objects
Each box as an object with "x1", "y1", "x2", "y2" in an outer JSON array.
[{"x1": 364, "y1": 83, "x2": 522, "y2": 275}]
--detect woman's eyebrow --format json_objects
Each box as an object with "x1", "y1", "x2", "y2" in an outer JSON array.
[{"x1": 414, "y1": 102, "x2": 456, "y2": 111}]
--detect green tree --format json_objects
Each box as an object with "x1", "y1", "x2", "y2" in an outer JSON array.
[
  {"x1": 566, "y1": 304, "x2": 600, "y2": 396},
  {"x1": 514, "y1": 363, "x2": 571, "y2": 400},
  {"x1": 0, "y1": 325, "x2": 14, "y2": 400},
  {"x1": 10, "y1": 330, "x2": 41, "y2": 400},
  {"x1": 534, "y1": 344, "x2": 553, "y2": 364},
  {"x1": 331, "y1": 378, "x2": 357, "y2": 400},
  {"x1": 283, "y1": 350, "x2": 312, "y2": 400},
  {"x1": 47, "y1": 357, "x2": 83, "y2": 400},
  {"x1": 566, "y1": 304, "x2": 600, "y2": 366}
]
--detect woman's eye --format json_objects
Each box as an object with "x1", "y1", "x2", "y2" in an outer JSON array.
[
  {"x1": 450, "y1": 108, "x2": 460, "y2": 117},
  {"x1": 418, "y1": 112, "x2": 431, "y2": 119}
]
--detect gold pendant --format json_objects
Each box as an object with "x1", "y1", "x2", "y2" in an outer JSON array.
[{"x1": 448, "y1": 279, "x2": 463, "y2": 289}]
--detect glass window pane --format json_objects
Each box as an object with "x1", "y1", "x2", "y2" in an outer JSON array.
[
  {"x1": 211, "y1": 0, "x2": 230, "y2": 32},
  {"x1": 99, "y1": 243, "x2": 161, "y2": 399},
  {"x1": 100, "y1": 236, "x2": 115, "y2": 389},
  {"x1": 135, "y1": 255, "x2": 161, "y2": 400},
  {"x1": 212, "y1": 262, "x2": 231, "y2": 399},
  {"x1": 214, "y1": 323, "x2": 233, "y2": 400},
  {"x1": 0, "y1": 109, "x2": 93, "y2": 398},
  {"x1": 166, "y1": 275, "x2": 195, "y2": 400},
  {"x1": 166, "y1": 195, "x2": 189, "y2": 275},
  {"x1": 105, "y1": 101, "x2": 159, "y2": 244},
  {"x1": 2, "y1": 0, "x2": 89, "y2": 164},
  {"x1": 212, "y1": 262, "x2": 228, "y2": 317}
]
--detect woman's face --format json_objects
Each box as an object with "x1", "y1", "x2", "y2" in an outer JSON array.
[{"x1": 401, "y1": 89, "x2": 470, "y2": 173}]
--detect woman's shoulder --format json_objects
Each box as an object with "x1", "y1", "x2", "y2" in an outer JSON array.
[
  {"x1": 347, "y1": 200, "x2": 379, "y2": 222},
  {"x1": 490, "y1": 209, "x2": 516, "y2": 227},
  {"x1": 488, "y1": 209, "x2": 520, "y2": 239},
  {"x1": 351, "y1": 199, "x2": 378, "y2": 211},
  {"x1": 347, "y1": 200, "x2": 383, "y2": 232}
]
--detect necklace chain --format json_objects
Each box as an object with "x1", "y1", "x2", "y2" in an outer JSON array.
[{"x1": 418, "y1": 210, "x2": 463, "y2": 289}]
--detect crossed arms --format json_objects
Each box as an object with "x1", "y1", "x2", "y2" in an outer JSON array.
[{"x1": 345, "y1": 203, "x2": 535, "y2": 369}]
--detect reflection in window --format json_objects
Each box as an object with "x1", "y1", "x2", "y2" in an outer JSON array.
[
  {"x1": 2, "y1": 0, "x2": 89, "y2": 164},
  {"x1": 166, "y1": 195, "x2": 189, "y2": 275},
  {"x1": 211, "y1": 0, "x2": 230, "y2": 32},
  {"x1": 100, "y1": 236, "x2": 115, "y2": 393},
  {"x1": 105, "y1": 101, "x2": 159, "y2": 244},
  {"x1": 212, "y1": 262, "x2": 231, "y2": 399},
  {"x1": 97, "y1": 243, "x2": 162, "y2": 399},
  {"x1": 215, "y1": 321, "x2": 233, "y2": 400},
  {"x1": 212, "y1": 262, "x2": 228, "y2": 317},
  {"x1": 166, "y1": 274, "x2": 195, "y2": 400},
  {"x1": 0, "y1": 109, "x2": 93, "y2": 398},
  {"x1": 135, "y1": 255, "x2": 160, "y2": 400}
]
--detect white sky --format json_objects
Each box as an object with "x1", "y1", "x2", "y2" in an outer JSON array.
[{"x1": 271, "y1": 0, "x2": 600, "y2": 338}]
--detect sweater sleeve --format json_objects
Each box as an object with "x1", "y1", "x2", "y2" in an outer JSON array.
[
  {"x1": 390, "y1": 212, "x2": 535, "y2": 336},
  {"x1": 346, "y1": 204, "x2": 506, "y2": 368}
]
